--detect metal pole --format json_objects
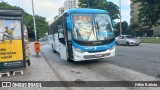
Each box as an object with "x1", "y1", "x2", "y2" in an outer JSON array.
[
  {"x1": 119, "y1": 0, "x2": 122, "y2": 35},
  {"x1": 31, "y1": 0, "x2": 37, "y2": 41}
]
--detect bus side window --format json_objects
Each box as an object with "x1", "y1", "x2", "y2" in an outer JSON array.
[
  {"x1": 58, "y1": 24, "x2": 65, "y2": 44},
  {"x1": 67, "y1": 31, "x2": 71, "y2": 41}
]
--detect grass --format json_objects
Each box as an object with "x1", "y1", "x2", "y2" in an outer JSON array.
[{"x1": 140, "y1": 37, "x2": 160, "y2": 44}]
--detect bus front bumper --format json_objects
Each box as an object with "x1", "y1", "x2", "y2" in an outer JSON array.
[{"x1": 73, "y1": 47, "x2": 116, "y2": 61}]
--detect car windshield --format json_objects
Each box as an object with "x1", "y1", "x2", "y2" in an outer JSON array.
[
  {"x1": 126, "y1": 35, "x2": 135, "y2": 39},
  {"x1": 72, "y1": 14, "x2": 114, "y2": 41}
]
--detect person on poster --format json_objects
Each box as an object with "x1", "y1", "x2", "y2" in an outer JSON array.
[{"x1": 2, "y1": 26, "x2": 14, "y2": 44}]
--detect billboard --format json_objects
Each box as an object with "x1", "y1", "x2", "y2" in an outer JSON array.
[{"x1": 0, "y1": 9, "x2": 25, "y2": 69}]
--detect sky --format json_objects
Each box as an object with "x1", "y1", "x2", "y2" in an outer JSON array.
[{"x1": 2, "y1": 0, "x2": 130, "y2": 24}]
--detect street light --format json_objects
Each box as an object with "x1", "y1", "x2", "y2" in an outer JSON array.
[
  {"x1": 119, "y1": 0, "x2": 122, "y2": 35},
  {"x1": 31, "y1": 0, "x2": 37, "y2": 41}
]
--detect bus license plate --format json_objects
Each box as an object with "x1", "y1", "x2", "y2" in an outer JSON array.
[{"x1": 95, "y1": 54, "x2": 103, "y2": 57}]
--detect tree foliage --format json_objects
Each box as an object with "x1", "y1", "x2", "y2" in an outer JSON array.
[
  {"x1": 129, "y1": 22, "x2": 139, "y2": 36},
  {"x1": 115, "y1": 21, "x2": 128, "y2": 32},
  {"x1": 35, "y1": 15, "x2": 48, "y2": 37},
  {"x1": 132, "y1": 0, "x2": 160, "y2": 27},
  {"x1": 0, "y1": 2, "x2": 48, "y2": 38},
  {"x1": 78, "y1": 0, "x2": 119, "y2": 19},
  {"x1": 129, "y1": 22, "x2": 139, "y2": 31},
  {"x1": 114, "y1": 21, "x2": 131, "y2": 36}
]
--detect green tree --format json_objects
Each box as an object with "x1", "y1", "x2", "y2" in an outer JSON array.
[
  {"x1": 78, "y1": 0, "x2": 119, "y2": 19},
  {"x1": 132, "y1": 0, "x2": 160, "y2": 27},
  {"x1": 0, "y1": 2, "x2": 48, "y2": 38},
  {"x1": 129, "y1": 22, "x2": 139, "y2": 36},
  {"x1": 114, "y1": 21, "x2": 130, "y2": 36},
  {"x1": 35, "y1": 15, "x2": 48, "y2": 38},
  {"x1": 0, "y1": 1, "x2": 20, "y2": 9}
]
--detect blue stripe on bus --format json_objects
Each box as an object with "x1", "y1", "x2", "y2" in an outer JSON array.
[
  {"x1": 66, "y1": 17, "x2": 72, "y2": 31},
  {"x1": 66, "y1": 8, "x2": 109, "y2": 14},
  {"x1": 72, "y1": 40, "x2": 115, "y2": 52}
]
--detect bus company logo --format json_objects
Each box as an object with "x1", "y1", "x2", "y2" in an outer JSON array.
[{"x1": 2, "y1": 82, "x2": 11, "y2": 87}]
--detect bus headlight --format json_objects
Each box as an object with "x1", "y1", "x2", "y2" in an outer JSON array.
[
  {"x1": 108, "y1": 45, "x2": 116, "y2": 51},
  {"x1": 74, "y1": 48, "x2": 84, "y2": 53}
]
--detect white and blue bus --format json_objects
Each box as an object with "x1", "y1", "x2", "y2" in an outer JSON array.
[{"x1": 48, "y1": 8, "x2": 116, "y2": 62}]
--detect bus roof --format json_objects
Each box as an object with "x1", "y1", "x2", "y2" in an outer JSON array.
[{"x1": 65, "y1": 8, "x2": 109, "y2": 14}]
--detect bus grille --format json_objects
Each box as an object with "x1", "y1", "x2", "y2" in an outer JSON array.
[
  {"x1": 84, "y1": 53, "x2": 111, "y2": 59},
  {"x1": 87, "y1": 50, "x2": 106, "y2": 53}
]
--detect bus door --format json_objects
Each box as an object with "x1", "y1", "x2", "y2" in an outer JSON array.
[{"x1": 58, "y1": 25, "x2": 67, "y2": 60}]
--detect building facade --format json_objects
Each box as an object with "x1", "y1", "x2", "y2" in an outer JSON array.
[
  {"x1": 130, "y1": 1, "x2": 160, "y2": 37},
  {"x1": 64, "y1": 0, "x2": 79, "y2": 11}
]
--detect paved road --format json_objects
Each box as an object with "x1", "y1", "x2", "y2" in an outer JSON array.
[
  {"x1": 107, "y1": 43, "x2": 160, "y2": 78},
  {"x1": 41, "y1": 43, "x2": 160, "y2": 89}
]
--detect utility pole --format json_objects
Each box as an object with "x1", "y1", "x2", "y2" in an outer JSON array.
[
  {"x1": 31, "y1": 0, "x2": 37, "y2": 41},
  {"x1": 31, "y1": 0, "x2": 40, "y2": 57},
  {"x1": 119, "y1": 0, "x2": 122, "y2": 35}
]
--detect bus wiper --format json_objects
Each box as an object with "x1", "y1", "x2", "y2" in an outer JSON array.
[
  {"x1": 96, "y1": 21, "x2": 100, "y2": 34},
  {"x1": 91, "y1": 20, "x2": 95, "y2": 34}
]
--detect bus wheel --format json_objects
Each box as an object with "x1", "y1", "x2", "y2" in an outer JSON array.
[
  {"x1": 67, "y1": 58, "x2": 73, "y2": 62},
  {"x1": 66, "y1": 52, "x2": 73, "y2": 62},
  {"x1": 52, "y1": 44, "x2": 56, "y2": 53}
]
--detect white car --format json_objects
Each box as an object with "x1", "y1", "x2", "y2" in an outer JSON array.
[{"x1": 115, "y1": 35, "x2": 140, "y2": 46}]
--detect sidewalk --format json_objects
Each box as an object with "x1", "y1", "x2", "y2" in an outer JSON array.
[{"x1": 0, "y1": 42, "x2": 65, "y2": 90}]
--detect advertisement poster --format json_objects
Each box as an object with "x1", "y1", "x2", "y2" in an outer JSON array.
[{"x1": 0, "y1": 19, "x2": 23, "y2": 63}]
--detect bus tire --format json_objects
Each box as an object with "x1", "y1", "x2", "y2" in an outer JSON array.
[
  {"x1": 67, "y1": 58, "x2": 73, "y2": 62},
  {"x1": 52, "y1": 44, "x2": 56, "y2": 53},
  {"x1": 66, "y1": 52, "x2": 73, "y2": 62}
]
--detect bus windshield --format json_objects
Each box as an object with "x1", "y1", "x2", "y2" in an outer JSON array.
[{"x1": 72, "y1": 14, "x2": 114, "y2": 41}]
